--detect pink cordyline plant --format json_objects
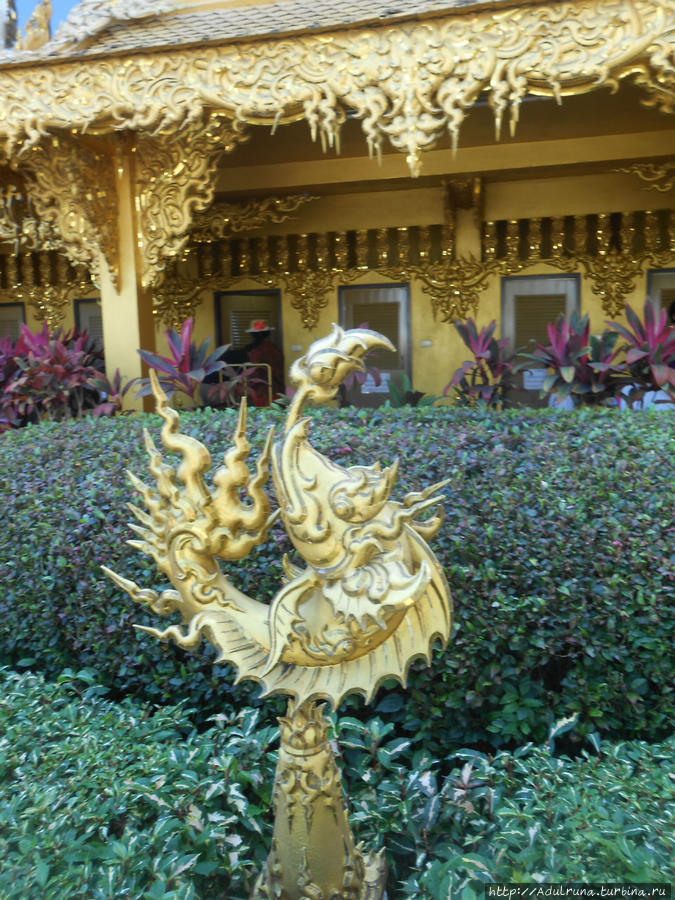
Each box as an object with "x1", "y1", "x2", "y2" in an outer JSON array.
[
  {"x1": 445, "y1": 318, "x2": 516, "y2": 409},
  {"x1": 136, "y1": 318, "x2": 229, "y2": 404},
  {"x1": 607, "y1": 299, "x2": 675, "y2": 403},
  {"x1": 519, "y1": 312, "x2": 622, "y2": 406},
  {"x1": 2, "y1": 323, "x2": 103, "y2": 422}
]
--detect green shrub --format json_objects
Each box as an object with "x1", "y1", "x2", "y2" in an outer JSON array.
[
  {"x1": 0, "y1": 406, "x2": 673, "y2": 748},
  {"x1": 0, "y1": 670, "x2": 673, "y2": 899}
]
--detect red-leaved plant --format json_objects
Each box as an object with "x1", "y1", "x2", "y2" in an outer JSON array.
[
  {"x1": 90, "y1": 368, "x2": 137, "y2": 417},
  {"x1": 445, "y1": 318, "x2": 516, "y2": 409},
  {"x1": 136, "y1": 318, "x2": 229, "y2": 404},
  {"x1": 2, "y1": 323, "x2": 103, "y2": 422},
  {"x1": 607, "y1": 299, "x2": 675, "y2": 404},
  {"x1": 519, "y1": 312, "x2": 622, "y2": 406},
  {"x1": 0, "y1": 335, "x2": 20, "y2": 431}
]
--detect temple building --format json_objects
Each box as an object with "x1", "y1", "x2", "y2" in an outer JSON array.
[
  {"x1": 1, "y1": 0, "x2": 17, "y2": 48},
  {"x1": 0, "y1": 0, "x2": 674, "y2": 407}
]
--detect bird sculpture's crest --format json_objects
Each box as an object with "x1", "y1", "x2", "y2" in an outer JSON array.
[{"x1": 103, "y1": 325, "x2": 452, "y2": 708}]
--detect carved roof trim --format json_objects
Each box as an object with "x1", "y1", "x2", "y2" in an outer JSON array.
[
  {"x1": 0, "y1": 0, "x2": 568, "y2": 63},
  {"x1": 0, "y1": 0, "x2": 673, "y2": 177}
]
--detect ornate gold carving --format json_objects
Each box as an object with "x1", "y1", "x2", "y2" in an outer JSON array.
[
  {"x1": 189, "y1": 195, "x2": 316, "y2": 244},
  {"x1": 616, "y1": 159, "x2": 675, "y2": 193},
  {"x1": 483, "y1": 222, "x2": 498, "y2": 264},
  {"x1": 416, "y1": 226, "x2": 432, "y2": 266},
  {"x1": 643, "y1": 209, "x2": 660, "y2": 253},
  {"x1": 253, "y1": 699, "x2": 384, "y2": 900},
  {"x1": 15, "y1": 0, "x2": 50, "y2": 52},
  {"x1": 333, "y1": 231, "x2": 349, "y2": 272},
  {"x1": 104, "y1": 326, "x2": 451, "y2": 895},
  {"x1": 415, "y1": 257, "x2": 496, "y2": 322},
  {"x1": 354, "y1": 230, "x2": 369, "y2": 270},
  {"x1": 0, "y1": 246, "x2": 92, "y2": 326},
  {"x1": 275, "y1": 234, "x2": 291, "y2": 275},
  {"x1": 134, "y1": 119, "x2": 248, "y2": 287},
  {"x1": 21, "y1": 135, "x2": 118, "y2": 284},
  {"x1": 0, "y1": 171, "x2": 74, "y2": 253},
  {"x1": 578, "y1": 252, "x2": 644, "y2": 318},
  {"x1": 282, "y1": 270, "x2": 335, "y2": 330},
  {"x1": 105, "y1": 326, "x2": 451, "y2": 705},
  {"x1": 152, "y1": 265, "x2": 204, "y2": 329},
  {"x1": 2, "y1": 0, "x2": 674, "y2": 174},
  {"x1": 445, "y1": 176, "x2": 482, "y2": 214},
  {"x1": 619, "y1": 210, "x2": 637, "y2": 255},
  {"x1": 485, "y1": 208, "x2": 675, "y2": 317},
  {"x1": 314, "y1": 231, "x2": 329, "y2": 271},
  {"x1": 50, "y1": 0, "x2": 174, "y2": 51},
  {"x1": 255, "y1": 236, "x2": 272, "y2": 275}
]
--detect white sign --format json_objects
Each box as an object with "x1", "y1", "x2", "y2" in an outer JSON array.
[
  {"x1": 522, "y1": 368, "x2": 547, "y2": 391},
  {"x1": 361, "y1": 371, "x2": 391, "y2": 394}
]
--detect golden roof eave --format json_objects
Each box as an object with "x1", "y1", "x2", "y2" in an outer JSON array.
[{"x1": 0, "y1": 0, "x2": 673, "y2": 178}]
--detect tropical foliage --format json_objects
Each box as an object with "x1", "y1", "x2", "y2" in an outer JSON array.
[
  {"x1": 136, "y1": 318, "x2": 228, "y2": 404},
  {"x1": 446, "y1": 318, "x2": 516, "y2": 409},
  {"x1": 388, "y1": 372, "x2": 438, "y2": 407},
  {"x1": 0, "y1": 406, "x2": 672, "y2": 751},
  {"x1": 607, "y1": 298, "x2": 675, "y2": 404},
  {"x1": 517, "y1": 311, "x2": 622, "y2": 406},
  {"x1": 136, "y1": 317, "x2": 265, "y2": 408},
  {"x1": 1, "y1": 669, "x2": 672, "y2": 899},
  {"x1": 0, "y1": 323, "x2": 107, "y2": 427}
]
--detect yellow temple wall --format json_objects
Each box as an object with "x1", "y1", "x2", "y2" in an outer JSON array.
[
  {"x1": 183, "y1": 172, "x2": 672, "y2": 398},
  {"x1": 1, "y1": 166, "x2": 672, "y2": 401}
]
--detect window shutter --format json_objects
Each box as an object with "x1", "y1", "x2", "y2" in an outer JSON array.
[
  {"x1": 345, "y1": 286, "x2": 404, "y2": 370},
  {"x1": 0, "y1": 305, "x2": 24, "y2": 340},
  {"x1": 514, "y1": 294, "x2": 566, "y2": 352},
  {"x1": 77, "y1": 300, "x2": 103, "y2": 342}
]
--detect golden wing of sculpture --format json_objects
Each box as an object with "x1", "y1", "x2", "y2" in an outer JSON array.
[{"x1": 103, "y1": 325, "x2": 452, "y2": 708}]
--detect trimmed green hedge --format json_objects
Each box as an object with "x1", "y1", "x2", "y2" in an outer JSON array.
[
  {"x1": 0, "y1": 406, "x2": 673, "y2": 748},
  {"x1": 1, "y1": 670, "x2": 673, "y2": 899}
]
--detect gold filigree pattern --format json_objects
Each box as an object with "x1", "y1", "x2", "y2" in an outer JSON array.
[
  {"x1": 617, "y1": 159, "x2": 675, "y2": 193},
  {"x1": 151, "y1": 206, "x2": 675, "y2": 333},
  {"x1": 282, "y1": 269, "x2": 336, "y2": 330},
  {"x1": 485, "y1": 210, "x2": 675, "y2": 316},
  {"x1": 105, "y1": 327, "x2": 449, "y2": 895},
  {"x1": 0, "y1": 0, "x2": 673, "y2": 174},
  {"x1": 134, "y1": 118, "x2": 248, "y2": 287},
  {"x1": 151, "y1": 270, "x2": 204, "y2": 329},
  {"x1": 21, "y1": 135, "x2": 118, "y2": 284},
  {"x1": 415, "y1": 257, "x2": 496, "y2": 321},
  {"x1": 190, "y1": 194, "x2": 316, "y2": 244},
  {"x1": 579, "y1": 251, "x2": 645, "y2": 318},
  {"x1": 0, "y1": 180, "x2": 59, "y2": 251},
  {"x1": 0, "y1": 248, "x2": 92, "y2": 325}
]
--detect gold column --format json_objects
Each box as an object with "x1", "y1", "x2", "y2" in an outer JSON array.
[
  {"x1": 98, "y1": 146, "x2": 156, "y2": 410},
  {"x1": 254, "y1": 700, "x2": 386, "y2": 899},
  {"x1": 455, "y1": 207, "x2": 482, "y2": 258}
]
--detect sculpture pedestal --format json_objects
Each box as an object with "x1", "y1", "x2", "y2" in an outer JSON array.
[{"x1": 252, "y1": 700, "x2": 387, "y2": 900}]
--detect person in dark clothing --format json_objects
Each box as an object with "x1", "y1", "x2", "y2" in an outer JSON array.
[{"x1": 243, "y1": 319, "x2": 285, "y2": 406}]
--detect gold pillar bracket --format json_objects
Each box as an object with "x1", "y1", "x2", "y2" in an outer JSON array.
[
  {"x1": 104, "y1": 325, "x2": 452, "y2": 898},
  {"x1": 134, "y1": 117, "x2": 249, "y2": 287},
  {"x1": 22, "y1": 135, "x2": 119, "y2": 286}
]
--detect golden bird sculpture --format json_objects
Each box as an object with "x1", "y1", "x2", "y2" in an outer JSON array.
[{"x1": 103, "y1": 324, "x2": 452, "y2": 899}]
